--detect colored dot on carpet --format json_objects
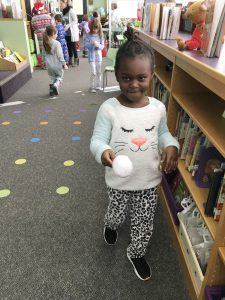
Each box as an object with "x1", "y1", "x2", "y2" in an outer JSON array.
[
  {"x1": 56, "y1": 186, "x2": 69, "y2": 195},
  {"x1": 45, "y1": 109, "x2": 52, "y2": 113},
  {"x1": 40, "y1": 121, "x2": 48, "y2": 125},
  {"x1": 15, "y1": 159, "x2": 27, "y2": 165},
  {"x1": 31, "y1": 138, "x2": 41, "y2": 142},
  {"x1": 73, "y1": 121, "x2": 82, "y2": 125},
  {"x1": 72, "y1": 135, "x2": 80, "y2": 141},
  {"x1": 0, "y1": 189, "x2": 10, "y2": 198},
  {"x1": 13, "y1": 111, "x2": 21, "y2": 114},
  {"x1": 64, "y1": 160, "x2": 75, "y2": 166},
  {"x1": 1, "y1": 121, "x2": 11, "y2": 125},
  {"x1": 79, "y1": 108, "x2": 86, "y2": 112}
]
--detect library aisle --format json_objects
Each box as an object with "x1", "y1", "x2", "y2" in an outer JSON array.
[{"x1": 0, "y1": 58, "x2": 190, "y2": 299}]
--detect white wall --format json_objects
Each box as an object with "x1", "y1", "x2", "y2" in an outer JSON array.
[{"x1": 73, "y1": 0, "x2": 83, "y2": 14}]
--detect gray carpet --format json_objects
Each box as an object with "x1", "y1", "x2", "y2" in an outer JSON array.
[{"x1": 0, "y1": 56, "x2": 190, "y2": 300}]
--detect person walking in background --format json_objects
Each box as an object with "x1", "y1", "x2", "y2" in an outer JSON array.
[
  {"x1": 85, "y1": 20, "x2": 104, "y2": 93},
  {"x1": 31, "y1": 1, "x2": 52, "y2": 69},
  {"x1": 90, "y1": 28, "x2": 179, "y2": 281},
  {"x1": 60, "y1": 0, "x2": 79, "y2": 67},
  {"x1": 79, "y1": 14, "x2": 90, "y2": 58},
  {"x1": 55, "y1": 14, "x2": 69, "y2": 64},
  {"x1": 43, "y1": 25, "x2": 68, "y2": 96}
]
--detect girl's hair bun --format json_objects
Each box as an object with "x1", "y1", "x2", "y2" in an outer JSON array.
[{"x1": 123, "y1": 26, "x2": 139, "y2": 41}]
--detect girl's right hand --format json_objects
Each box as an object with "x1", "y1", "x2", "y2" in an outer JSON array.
[
  {"x1": 101, "y1": 149, "x2": 116, "y2": 167},
  {"x1": 64, "y1": 64, "x2": 68, "y2": 70}
]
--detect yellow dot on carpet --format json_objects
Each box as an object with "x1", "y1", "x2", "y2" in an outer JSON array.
[
  {"x1": 40, "y1": 121, "x2": 48, "y2": 125},
  {"x1": 56, "y1": 186, "x2": 69, "y2": 195},
  {"x1": 73, "y1": 121, "x2": 82, "y2": 125},
  {"x1": 64, "y1": 160, "x2": 75, "y2": 166},
  {"x1": 0, "y1": 189, "x2": 10, "y2": 198},
  {"x1": 1, "y1": 121, "x2": 11, "y2": 125},
  {"x1": 15, "y1": 159, "x2": 27, "y2": 165}
]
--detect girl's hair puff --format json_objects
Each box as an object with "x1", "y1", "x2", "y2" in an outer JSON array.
[
  {"x1": 89, "y1": 19, "x2": 103, "y2": 37},
  {"x1": 115, "y1": 27, "x2": 155, "y2": 76},
  {"x1": 43, "y1": 25, "x2": 57, "y2": 54}
]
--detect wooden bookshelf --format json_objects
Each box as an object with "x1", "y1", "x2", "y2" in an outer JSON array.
[
  {"x1": 219, "y1": 248, "x2": 225, "y2": 266},
  {"x1": 136, "y1": 28, "x2": 225, "y2": 300}
]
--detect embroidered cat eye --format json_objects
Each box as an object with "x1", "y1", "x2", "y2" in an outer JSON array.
[
  {"x1": 145, "y1": 126, "x2": 155, "y2": 132},
  {"x1": 121, "y1": 127, "x2": 133, "y2": 133}
]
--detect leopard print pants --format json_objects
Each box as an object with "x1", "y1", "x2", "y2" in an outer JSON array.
[{"x1": 104, "y1": 186, "x2": 158, "y2": 258}]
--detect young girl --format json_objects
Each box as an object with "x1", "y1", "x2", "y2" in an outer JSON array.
[
  {"x1": 90, "y1": 29, "x2": 179, "y2": 281},
  {"x1": 55, "y1": 14, "x2": 69, "y2": 64},
  {"x1": 43, "y1": 25, "x2": 68, "y2": 96},
  {"x1": 85, "y1": 20, "x2": 104, "y2": 93}
]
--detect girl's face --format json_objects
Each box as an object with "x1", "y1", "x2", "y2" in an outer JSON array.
[{"x1": 116, "y1": 55, "x2": 153, "y2": 107}]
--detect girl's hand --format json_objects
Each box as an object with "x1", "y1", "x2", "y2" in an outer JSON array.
[
  {"x1": 64, "y1": 64, "x2": 68, "y2": 70},
  {"x1": 160, "y1": 146, "x2": 178, "y2": 173},
  {"x1": 64, "y1": 25, "x2": 69, "y2": 31},
  {"x1": 101, "y1": 149, "x2": 116, "y2": 167}
]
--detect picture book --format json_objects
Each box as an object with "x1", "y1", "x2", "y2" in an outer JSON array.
[
  {"x1": 204, "y1": 167, "x2": 225, "y2": 216},
  {"x1": 214, "y1": 174, "x2": 225, "y2": 221},
  {"x1": 195, "y1": 147, "x2": 225, "y2": 188}
]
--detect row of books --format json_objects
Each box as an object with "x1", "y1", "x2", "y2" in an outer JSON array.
[
  {"x1": 175, "y1": 109, "x2": 225, "y2": 221},
  {"x1": 151, "y1": 76, "x2": 170, "y2": 109},
  {"x1": 201, "y1": 0, "x2": 225, "y2": 57},
  {"x1": 142, "y1": 2, "x2": 181, "y2": 40}
]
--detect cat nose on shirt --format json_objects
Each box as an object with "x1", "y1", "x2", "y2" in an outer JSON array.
[{"x1": 132, "y1": 137, "x2": 147, "y2": 147}]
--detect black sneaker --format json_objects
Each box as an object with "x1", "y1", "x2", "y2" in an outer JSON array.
[
  {"x1": 103, "y1": 227, "x2": 118, "y2": 245},
  {"x1": 127, "y1": 254, "x2": 152, "y2": 281},
  {"x1": 49, "y1": 84, "x2": 54, "y2": 96},
  {"x1": 52, "y1": 83, "x2": 59, "y2": 95}
]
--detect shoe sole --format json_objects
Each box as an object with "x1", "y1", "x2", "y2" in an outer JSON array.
[
  {"x1": 103, "y1": 227, "x2": 118, "y2": 245},
  {"x1": 127, "y1": 253, "x2": 151, "y2": 281}
]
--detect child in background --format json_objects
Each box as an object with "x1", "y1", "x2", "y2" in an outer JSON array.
[
  {"x1": 90, "y1": 28, "x2": 179, "y2": 280},
  {"x1": 79, "y1": 14, "x2": 90, "y2": 57},
  {"x1": 55, "y1": 14, "x2": 69, "y2": 64},
  {"x1": 85, "y1": 20, "x2": 104, "y2": 92},
  {"x1": 43, "y1": 25, "x2": 68, "y2": 96}
]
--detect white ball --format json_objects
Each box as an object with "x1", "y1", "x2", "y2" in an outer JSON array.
[{"x1": 112, "y1": 155, "x2": 133, "y2": 178}]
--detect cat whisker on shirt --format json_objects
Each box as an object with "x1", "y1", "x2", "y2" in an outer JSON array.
[
  {"x1": 114, "y1": 141, "x2": 128, "y2": 144},
  {"x1": 115, "y1": 149, "x2": 125, "y2": 154},
  {"x1": 115, "y1": 144, "x2": 127, "y2": 148}
]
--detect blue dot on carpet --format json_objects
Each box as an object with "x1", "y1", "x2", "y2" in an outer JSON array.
[
  {"x1": 31, "y1": 137, "x2": 41, "y2": 142},
  {"x1": 72, "y1": 136, "x2": 81, "y2": 141}
]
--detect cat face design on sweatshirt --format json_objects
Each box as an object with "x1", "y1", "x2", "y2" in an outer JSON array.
[{"x1": 114, "y1": 124, "x2": 158, "y2": 155}]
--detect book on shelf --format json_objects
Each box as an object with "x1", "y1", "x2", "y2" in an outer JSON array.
[
  {"x1": 201, "y1": 0, "x2": 225, "y2": 57},
  {"x1": 195, "y1": 146, "x2": 225, "y2": 188},
  {"x1": 188, "y1": 133, "x2": 205, "y2": 173},
  {"x1": 204, "y1": 165, "x2": 225, "y2": 216},
  {"x1": 185, "y1": 125, "x2": 200, "y2": 168},
  {"x1": 142, "y1": 2, "x2": 181, "y2": 39},
  {"x1": 213, "y1": 173, "x2": 225, "y2": 221},
  {"x1": 152, "y1": 76, "x2": 170, "y2": 109}
]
